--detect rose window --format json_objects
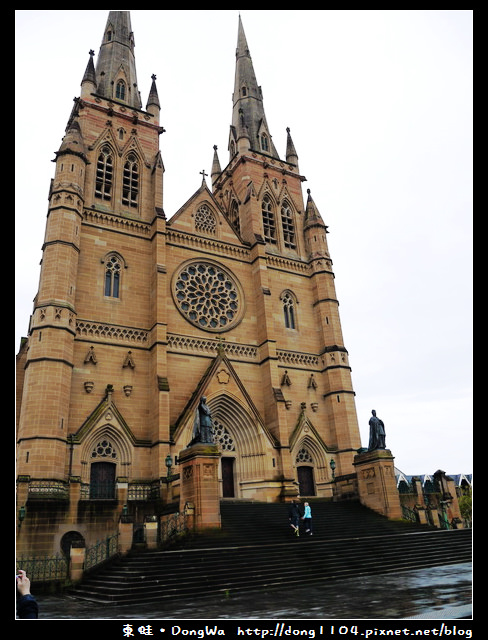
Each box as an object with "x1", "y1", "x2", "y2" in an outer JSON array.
[{"x1": 173, "y1": 261, "x2": 243, "y2": 332}]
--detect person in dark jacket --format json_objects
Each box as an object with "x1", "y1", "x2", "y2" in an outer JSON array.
[
  {"x1": 288, "y1": 500, "x2": 301, "y2": 536},
  {"x1": 16, "y1": 570, "x2": 39, "y2": 619}
]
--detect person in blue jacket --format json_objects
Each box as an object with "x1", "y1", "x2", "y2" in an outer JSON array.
[
  {"x1": 302, "y1": 501, "x2": 313, "y2": 535},
  {"x1": 16, "y1": 570, "x2": 39, "y2": 619}
]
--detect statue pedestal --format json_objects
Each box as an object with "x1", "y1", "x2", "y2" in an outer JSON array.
[
  {"x1": 179, "y1": 442, "x2": 221, "y2": 532},
  {"x1": 353, "y1": 449, "x2": 402, "y2": 519}
]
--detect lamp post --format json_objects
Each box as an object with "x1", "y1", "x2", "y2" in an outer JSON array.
[
  {"x1": 329, "y1": 458, "x2": 336, "y2": 481},
  {"x1": 165, "y1": 454, "x2": 173, "y2": 481},
  {"x1": 18, "y1": 505, "x2": 26, "y2": 527}
]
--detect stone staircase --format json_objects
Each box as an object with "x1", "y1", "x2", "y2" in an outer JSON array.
[{"x1": 68, "y1": 500, "x2": 472, "y2": 606}]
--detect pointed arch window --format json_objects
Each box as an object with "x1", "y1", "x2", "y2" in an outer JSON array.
[
  {"x1": 281, "y1": 290, "x2": 298, "y2": 330},
  {"x1": 195, "y1": 204, "x2": 216, "y2": 235},
  {"x1": 116, "y1": 80, "x2": 126, "y2": 101},
  {"x1": 104, "y1": 254, "x2": 122, "y2": 298},
  {"x1": 95, "y1": 145, "x2": 113, "y2": 201},
  {"x1": 213, "y1": 419, "x2": 236, "y2": 452},
  {"x1": 229, "y1": 200, "x2": 240, "y2": 234},
  {"x1": 281, "y1": 200, "x2": 296, "y2": 249},
  {"x1": 260, "y1": 133, "x2": 269, "y2": 152},
  {"x1": 122, "y1": 153, "x2": 139, "y2": 208},
  {"x1": 296, "y1": 447, "x2": 313, "y2": 464},
  {"x1": 262, "y1": 195, "x2": 276, "y2": 245}
]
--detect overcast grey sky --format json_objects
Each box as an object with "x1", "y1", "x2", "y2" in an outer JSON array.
[{"x1": 15, "y1": 10, "x2": 472, "y2": 476}]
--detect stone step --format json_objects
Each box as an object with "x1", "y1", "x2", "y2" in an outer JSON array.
[{"x1": 69, "y1": 501, "x2": 471, "y2": 605}]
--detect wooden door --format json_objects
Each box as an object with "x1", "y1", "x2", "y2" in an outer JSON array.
[
  {"x1": 221, "y1": 457, "x2": 235, "y2": 498},
  {"x1": 90, "y1": 461, "x2": 116, "y2": 499},
  {"x1": 297, "y1": 466, "x2": 315, "y2": 496}
]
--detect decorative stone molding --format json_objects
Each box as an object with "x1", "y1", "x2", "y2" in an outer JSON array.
[
  {"x1": 308, "y1": 374, "x2": 318, "y2": 389},
  {"x1": 167, "y1": 334, "x2": 257, "y2": 360},
  {"x1": 83, "y1": 209, "x2": 151, "y2": 237},
  {"x1": 281, "y1": 370, "x2": 292, "y2": 386},
  {"x1": 84, "y1": 346, "x2": 97, "y2": 364},
  {"x1": 77, "y1": 320, "x2": 148, "y2": 344},
  {"x1": 277, "y1": 350, "x2": 319, "y2": 369},
  {"x1": 216, "y1": 368, "x2": 230, "y2": 384},
  {"x1": 123, "y1": 351, "x2": 136, "y2": 368}
]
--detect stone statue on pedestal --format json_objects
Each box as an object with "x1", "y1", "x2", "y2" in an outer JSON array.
[
  {"x1": 190, "y1": 396, "x2": 214, "y2": 445},
  {"x1": 368, "y1": 410, "x2": 386, "y2": 451}
]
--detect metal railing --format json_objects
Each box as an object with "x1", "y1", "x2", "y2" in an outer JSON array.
[
  {"x1": 401, "y1": 505, "x2": 419, "y2": 523},
  {"x1": 17, "y1": 532, "x2": 120, "y2": 585},
  {"x1": 27, "y1": 479, "x2": 69, "y2": 501},
  {"x1": 16, "y1": 554, "x2": 68, "y2": 583},
  {"x1": 84, "y1": 532, "x2": 119, "y2": 571},
  {"x1": 159, "y1": 512, "x2": 188, "y2": 545}
]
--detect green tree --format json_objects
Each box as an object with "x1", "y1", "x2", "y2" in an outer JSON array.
[{"x1": 458, "y1": 487, "x2": 472, "y2": 525}]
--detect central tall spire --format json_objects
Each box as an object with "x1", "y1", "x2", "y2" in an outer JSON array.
[
  {"x1": 93, "y1": 10, "x2": 142, "y2": 109},
  {"x1": 229, "y1": 16, "x2": 279, "y2": 161}
]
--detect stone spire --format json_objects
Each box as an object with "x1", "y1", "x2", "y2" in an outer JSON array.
[
  {"x1": 93, "y1": 11, "x2": 142, "y2": 109},
  {"x1": 229, "y1": 15, "x2": 279, "y2": 161}
]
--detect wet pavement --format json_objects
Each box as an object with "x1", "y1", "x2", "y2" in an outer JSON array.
[{"x1": 33, "y1": 562, "x2": 472, "y2": 621}]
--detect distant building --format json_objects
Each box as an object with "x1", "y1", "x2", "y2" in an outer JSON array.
[{"x1": 396, "y1": 468, "x2": 472, "y2": 528}]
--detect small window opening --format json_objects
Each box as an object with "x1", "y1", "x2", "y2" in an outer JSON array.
[
  {"x1": 95, "y1": 145, "x2": 113, "y2": 201},
  {"x1": 282, "y1": 292, "x2": 297, "y2": 330},
  {"x1": 122, "y1": 153, "x2": 139, "y2": 208},
  {"x1": 104, "y1": 255, "x2": 121, "y2": 298},
  {"x1": 116, "y1": 80, "x2": 126, "y2": 101},
  {"x1": 262, "y1": 195, "x2": 276, "y2": 244}
]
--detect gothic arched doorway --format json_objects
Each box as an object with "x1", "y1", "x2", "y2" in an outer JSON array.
[{"x1": 207, "y1": 393, "x2": 275, "y2": 500}]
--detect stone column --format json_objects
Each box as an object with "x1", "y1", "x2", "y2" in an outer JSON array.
[
  {"x1": 118, "y1": 515, "x2": 134, "y2": 554},
  {"x1": 353, "y1": 449, "x2": 402, "y2": 519},
  {"x1": 144, "y1": 517, "x2": 159, "y2": 549},
  {"x1": 69, "y1": 544, "x2": 86, "y2": 583},
  {"x1": 179, "y1": 443, "x2": 221, "y2": 531}
]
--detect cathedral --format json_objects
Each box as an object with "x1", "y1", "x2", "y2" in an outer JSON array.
[{"x1": 16, "y1": 11, "x2": 364, "y2": 556}]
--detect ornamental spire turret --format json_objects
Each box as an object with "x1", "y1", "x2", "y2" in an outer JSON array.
[
  {"x1": 80, "y1": 49, "x2": 97, "y2": 99},
  {"x1": 304, "y1": 189, "x2": 329, "y2": 260},
  {"x1": 211, "y1": 145, "x2": 222, "y2": 188},
  {"x1": 285, "y1": 127, "x2": 299, "y2": 172},
  {"x1": 146, "y1": 74, "x2": 161, "y2": 123}
]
